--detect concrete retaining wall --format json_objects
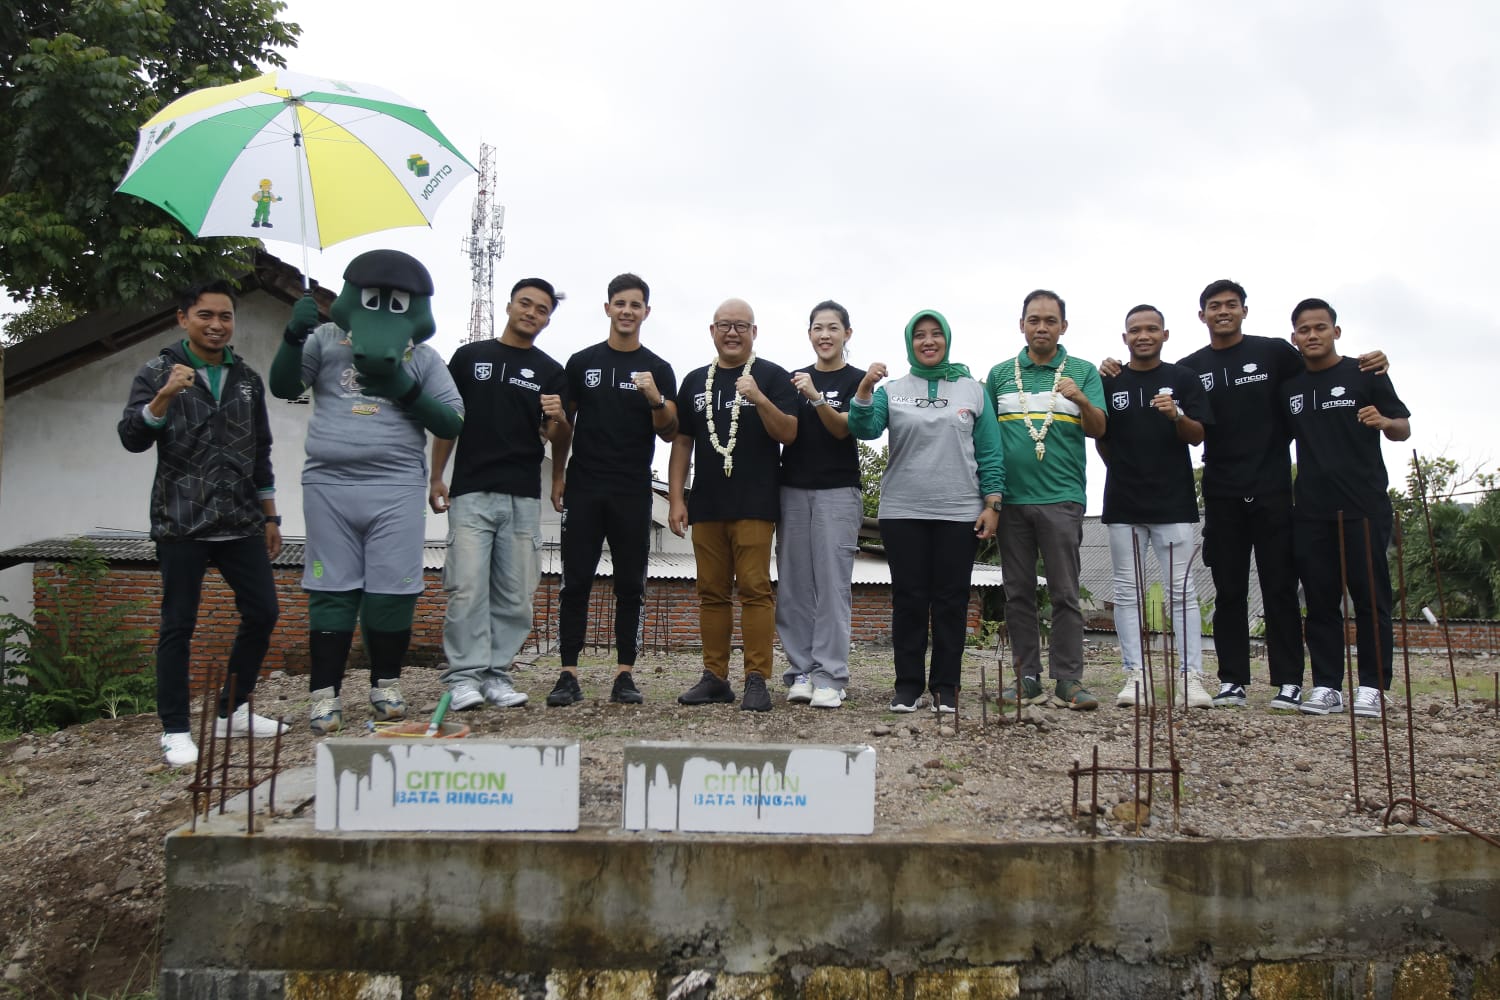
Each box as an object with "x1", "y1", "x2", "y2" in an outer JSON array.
[{"x1": 161, "y1": 819, "x2": 1500, "y2": 999}]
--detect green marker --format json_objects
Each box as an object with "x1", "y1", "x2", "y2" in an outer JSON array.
[{"x1": 424, "y1": 691, "x2": 453, "y2": 738}]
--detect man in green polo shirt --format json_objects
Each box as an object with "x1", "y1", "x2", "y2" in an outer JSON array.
[{"x1": 987, "y1": 289, "x2": 1107, "y2": 710}]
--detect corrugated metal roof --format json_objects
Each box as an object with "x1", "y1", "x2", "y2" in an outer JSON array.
[{"x1": 0, "y1": 533, "x2": 1007, "y2": 588}]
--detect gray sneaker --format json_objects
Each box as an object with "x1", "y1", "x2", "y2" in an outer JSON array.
[
  {"x1": 369, "y1": 681, "x2": 406, "y2": 722},
  {"x1": 1299, "y1": 686, "x2": 1345, "y2": 715},
  {"x1": 309, "y1": 686, "x2": 343, "y2": 735}
]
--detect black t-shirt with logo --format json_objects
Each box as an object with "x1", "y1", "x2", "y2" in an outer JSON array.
[
  {"x1": 1100, "y1": 362, "x2": 1212, "y2": 525},
  {"x1": 1282, "y1": 357, "x2": 1409, "y2": 521},
  {"x1": 676, "y1": 358, "x2": 798, "y2": 523},
  {"x1": 564, "y1": 341, "x2": 677, "y2": 493},
  {"x1": 780, "y1": 364, "x2": 865, "y2": 491},
  {"x1": 448, "y1": 340, "x2": 567, "y2": 499},
  {"x1": 1178, "y1": 335, "x2": 1303, "y2": 498}
]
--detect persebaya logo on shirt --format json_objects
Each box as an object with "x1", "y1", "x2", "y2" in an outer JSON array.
[
  {"x1": 1199, "y1": 372, "x2": 1214, "y2": 391},
  {"x1": 473, "y1": 362, "x2": 493, "y2": 381},
  {"x1": 1111, "y1": 391, "x2": 1130, "y2": 411},
  {"x1": 585, "y1": 368, "x2": 602, "y2": 388},
  {"x1": 1289, "y1": 393, "x2": 1305, "y2": 415}
]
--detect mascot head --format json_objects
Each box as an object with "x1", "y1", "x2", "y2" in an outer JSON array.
[{"x1": 331, "y1": 249, "x2": 437, "y2": 379}]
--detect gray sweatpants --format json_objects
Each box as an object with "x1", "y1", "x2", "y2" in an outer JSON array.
[
  {"x1": 999, "y1": 501, "x2": 1085, "y2": 682},
  {"x1": 775, "y1": 486, "x2": 862, "y2": 690}
]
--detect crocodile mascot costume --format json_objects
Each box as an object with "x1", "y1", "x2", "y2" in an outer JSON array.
[{"x1": 271, "y1": 249, "x2": 464, "y2": 734}]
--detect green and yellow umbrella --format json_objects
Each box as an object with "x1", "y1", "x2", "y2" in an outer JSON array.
[{"x1": 117, "y1": 70, "x2": 475, "y2": 279}]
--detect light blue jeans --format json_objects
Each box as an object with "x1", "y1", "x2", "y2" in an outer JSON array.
[
  {"x1": 1107, "y1": 522, "x2": 1203, "y2": 675},
  {"x1": 441, "y1": 491, "x2": 541, "y2": 686}
]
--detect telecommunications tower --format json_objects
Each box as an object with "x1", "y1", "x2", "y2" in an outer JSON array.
[{"x1": 461, "y1": 143, "x2": 505, "y2": 343}]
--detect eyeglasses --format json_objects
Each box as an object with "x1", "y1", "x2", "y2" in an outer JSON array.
[
  {"x1": 713, "y1": 321, "x2": 752, "y2": 334},
  {"x1": 914, "y1": 397, "x2": 949, "y2": 408}
]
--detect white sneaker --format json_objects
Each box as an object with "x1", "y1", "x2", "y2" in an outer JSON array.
[
  {"x1": 448, "y1": 680, "x2": 485, "y2": 712},
  {"x1": 309, "y1": 687, "x2": 343, "y2": 735},
  {"x1": 1183, "y1": 673, "x2": 1214, "y2": 710},
  {"x1": 1299, "y1": 686, "x2": 1345, "y2": 715},
  {"x1": 160, "y1": 732, "x2": 198, "y2": 768},
  {"x1": 213, "y1": 703, "x2": 289, "y2": 738},
  {"x1": 482, "y1": 676, "x2": 530, "y2": 708},
  {"x1": 809, "y1": 686, "x2": 846, "y2": 709},
  {"x1": 786, "y1": 674, "x2": 813, "y2": 703},
  {"x1": 1352, "y1": 685, "x2": 1384, "y2": 719},
  {"x1": 1116, "y1": 672, "x2": 1144, "y2": 707}
]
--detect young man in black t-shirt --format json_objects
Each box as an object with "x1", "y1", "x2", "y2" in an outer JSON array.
[
  {"x1": 1175, "y1": 279, "x2": 1310, "y2": 710},
  {"x1": 669, "y1": 298, "x2": 799, "y2": 712},
  {"x1": 1098, "y1": 305, "x2": 1214, "y2": 710},
  {"x1": 1283, "y1": 298, "x2": 1410, "y2": 719},
  {"x1": 544, "y1": 274, "x2": 678, "y2": 707},
  {"x1": 429, "y1": 279, "x2": 570, "y2": 712}
]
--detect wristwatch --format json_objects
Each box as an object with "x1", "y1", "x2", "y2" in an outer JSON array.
[
  {"x1": 650, "y1": 398, "x2": 667, "y2": 411},
  {"x1": 987, "y1": 499, "x2": 1003, "y2": 512},
  {"x1": 264, "y1": 515, "x2": 283, "y2": 526}
]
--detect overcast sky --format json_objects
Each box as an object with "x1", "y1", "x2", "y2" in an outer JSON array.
[{"x1": 260, "y1": 0, "x2": 1497, "y2": 506}]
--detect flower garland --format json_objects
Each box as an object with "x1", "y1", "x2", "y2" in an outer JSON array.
[
  {"x1": 1015, "y1": 354, "x2": 1065, "y2": 460},
  {"x1": 704, "y1": 353, "x2": 755, "y2": 476}
]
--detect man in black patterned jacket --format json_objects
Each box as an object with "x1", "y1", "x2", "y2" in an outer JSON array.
[{"x1": 119, "y1": 281, "x2": 287, "y2": 768}]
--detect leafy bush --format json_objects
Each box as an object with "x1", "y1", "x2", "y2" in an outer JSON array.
[{"x1": 0, "y1": 541, "x2": 155, "y2": 729}]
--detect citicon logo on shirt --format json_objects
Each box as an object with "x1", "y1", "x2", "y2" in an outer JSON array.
[
  {"x1": 1242, "y1": 363, "x2": 1258, "y2": 373},
  {"x1": 1331, "y1": 386, "x2": 1346, "y2": 397},
  {"x1": 520, "y1": 368, "x2": 535, "y2": 379}
]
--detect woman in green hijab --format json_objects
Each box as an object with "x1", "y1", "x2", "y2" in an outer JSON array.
[{"x1": 848, "y1": 310, "x2": 1006, "y2": 713}]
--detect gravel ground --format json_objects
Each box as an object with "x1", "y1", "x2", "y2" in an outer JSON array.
[{"x1": 1, "y1": 641, "x2": 1496, "y2": 996}]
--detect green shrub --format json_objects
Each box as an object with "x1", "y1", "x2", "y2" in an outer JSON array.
[{"x1": 0, "y1": 540, "x2": 155, "y2": 729}]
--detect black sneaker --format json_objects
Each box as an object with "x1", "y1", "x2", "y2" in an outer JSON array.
[
  {"x1": 545, "y1": 670, "x2": 584, "y2": 707},
  {"x1": 740, "y1": 674, "x2": 772, "y2": 713},
  {"x1": 678, "y1": 670, "x2": 736, "y2": 705},
  {"x1": 1268, "y1": 684, "x2": 1302, "y2": 711},
  {"x1": 1212, "y1": 682, "x2": 1247, "y2": 708},
  {"x1": 610, "y1": 671, "x2": 644, "y2": 704}
]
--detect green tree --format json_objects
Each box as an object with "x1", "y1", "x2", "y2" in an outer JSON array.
[
  {"x1": 1, "y1": 292, "x2": 78, "y2": 345},
  {"x1": 857, "y1": 441, "x2": 887, "y2": 519},
  {"x1": 0, "y1": 0, "x2": 301, "y2": 310},
  {"x1": 1394, "y1": 454, "x2": 1500, "y2": 619}
]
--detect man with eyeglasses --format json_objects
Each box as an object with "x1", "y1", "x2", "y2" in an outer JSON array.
[
  {"x1": 668, "y1": 299, "x2": 799, "y2": 712},
  {"x1": 988, "y1": 289, "x2": 1107, "y2": 711}
]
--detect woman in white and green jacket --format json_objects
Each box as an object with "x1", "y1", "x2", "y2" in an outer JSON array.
[{"x1": 849, "y1": 310, "x2": 1005, "y2": 713}]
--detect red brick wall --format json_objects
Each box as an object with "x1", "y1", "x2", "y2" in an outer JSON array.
[{"x1": 30, "y1": 564, "x2": 984, "y2": 696}]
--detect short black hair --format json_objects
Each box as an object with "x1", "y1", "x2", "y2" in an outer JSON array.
[
  {"x1": 808, "y1": 300, "x2": 850, "y2": 328},
  {"x1": 607, "y1": 273, "x2": 649, "y2": 305},
  {"x1": 1124, "y1": 304, "x2": 1165, "y2": 327},
  {"x1": 1021, "y1": 289, "x2": 1066, "y2": 323},
  {"x1": 511, "y1": 278, "x2": 560, "y2": 309},
  {"x1": 1291, "y1": 298, "x2": 1337, "y2": 326},
  {"x1": 1199, "y1": 279, "x2": 1247, "y2": 310},
  {"x1": 178, "y1": 279, "x2": 237, "y2": 313}
]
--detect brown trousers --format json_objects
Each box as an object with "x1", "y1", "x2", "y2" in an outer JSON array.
[{"x1": 691, "y1": 519, "x2": 776, "y2": 679}]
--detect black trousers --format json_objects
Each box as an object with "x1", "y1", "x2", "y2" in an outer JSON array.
[
  {"x1": 879, "y1": 518, "x2": 978, "y2": 705},
  {"x1": 156, "y1": 535, "x2": 279, "y2": 733},
  {"x1": 1295, "y1": 514, "x2": 1395, "y2": 691},
  {"x1": 1202, "y1": 493, "x2": 1304, "y2": 687},
  {"x1": 558, "y1": 486, "x2": 653, "y2": 668}
]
